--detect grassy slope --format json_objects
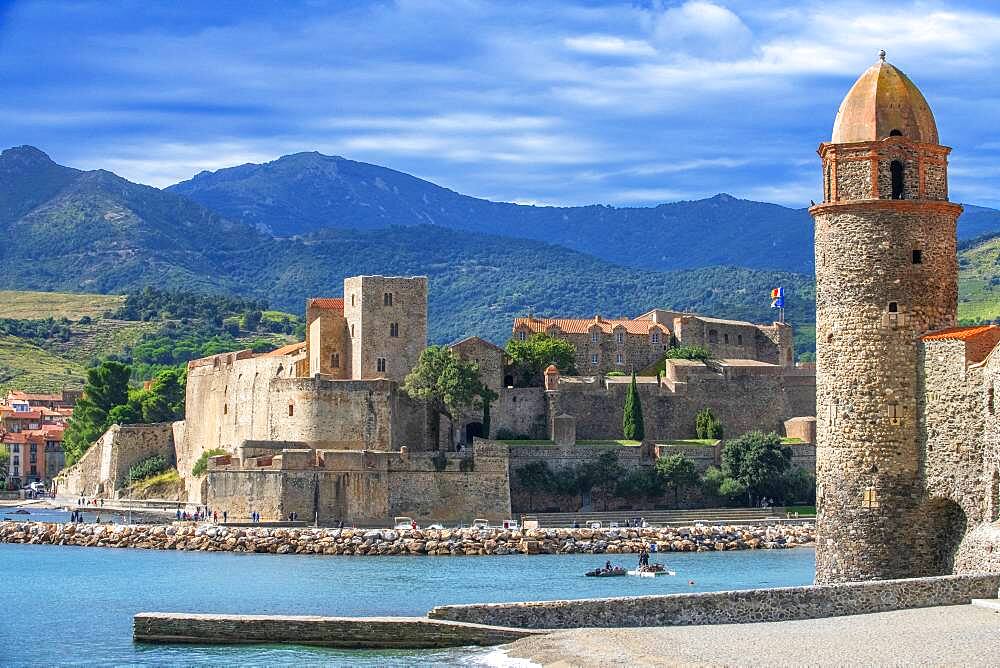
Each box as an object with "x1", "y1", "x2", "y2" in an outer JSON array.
[
  {"x1": 958, "y1": 235, "x2": 1000, "y2": 322},
  {"x1": 0, "y1": 290, "x2": 123, "y2": 320},
  {"x1": 0, "y1": 334, "x2": 86, "y2": 393}
]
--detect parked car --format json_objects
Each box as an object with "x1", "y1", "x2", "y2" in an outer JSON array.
[{"x1": 27, "y1": 482, "x2": 46, "y2": 494}]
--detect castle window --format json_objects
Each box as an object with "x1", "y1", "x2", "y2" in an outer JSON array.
[
  {"x1": 288, "y1": 404, "x2": 294, "y2": 417},
  {"x1": 724, "y1": 333, "x2": 730, "y2": 344},
  {"x1": 616, "y1": 353, "x2": 624, "y2": 365},
  {"x1": 351, "y1": 294, "x2": 355, "y2": 307},
  {"x1": 616, "y1": 332, "x2": 624, "y2": 344},
  {"x1": 377, "y1": 357, "x2": 386, "y2": 373},
  {"x1": 890, "y1": 160, "x2": 904, "y2": 199},
  {"x1": 351, "y1": 324, "x2": 356, "y2": 338},
  {"x1": 989, "y1": 385, "x2": 995, "y2": 415},
  {"x1": 591, "y1": 353, "x2": 599, "y2": 365},
  {"x1": 517, "y1": 331, "x2": 526, "y2": 341},
  {"x1": 889, "y1": 129, "x2": 903, "y2": 136},
  {"x1": 651, "y1": 332, "x2": 660, "y2": 344},
  {"x1": 862, "y1": 487, "x2": 880, "y2": 509},
  {"x1": 708, "y1": 329, "x2": 718, "y2": 344},
  {"x1": 331, "y1": 352, "x2": 340, "y2": 369},
  {"x1": 591, "y1": 331, "x2": 598, "y2": 343},
  {"x1": 389, "y1": 322, "x2": 399, "y2": 337},
  {"x1": 912, "y1": 249, "x2": 922, "y2": 264},
  {"x1": 383, "y1": 292, "x2": 393, "y2": 306},
  {"x1": 887, "y1": 403, "x2": 902, "y2": 425},
  {"x1": 223, "y1": 404, "x2": 228, "y2": 415},
  {"x1": 888, "y1": 302, "x2": 898, "y2": 313},
  {"x1": 737, "y1": 334, "x2": 743, "y2": 346}
]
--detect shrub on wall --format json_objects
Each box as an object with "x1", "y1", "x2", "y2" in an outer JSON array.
[
  {"x1": 191, "y1": 448, "x2": 227, "y2": 476},
  {"x1": 665, "y1": 345, "x2": 711, "y2": 361},
  {"x1": 127, "y1": 454, "x2": 168, "y2": 484},
  {"x1": 695, "y1": 408, "x2": 723, "y2": 439}
]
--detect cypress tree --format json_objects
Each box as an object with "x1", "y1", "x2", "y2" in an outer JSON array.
[{"x1": 623, "y1": 371, "x2": 645, "y2": 440}]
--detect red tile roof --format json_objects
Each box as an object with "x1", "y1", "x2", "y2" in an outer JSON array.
[
  {"x1": 513, "y1": 316, "x2": 668, "y2": 336},
  {"x1": 8, "y1": 390, "x2": 64, "y2": 402},
  {"x1": 922, "y1": 325, "x2": 1000, "y2": 364},
  {"x1": 309, "y1": 298, "x2": 344, "y2": 311},
  {"x1": 263, "y1": 341, "x2": 306, "y2": 358}
]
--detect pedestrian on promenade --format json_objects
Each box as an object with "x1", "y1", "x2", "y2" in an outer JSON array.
[{"x1": 223, "y1": 510, "x2": 228, "y2": 523}]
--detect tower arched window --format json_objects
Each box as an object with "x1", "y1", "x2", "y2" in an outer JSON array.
[
  {"x1": 890, "y1": 160, "x2": 904, "y2": 199},
  {"x1": 889, "y1": 129, "x2": 902, "y2": 137}
]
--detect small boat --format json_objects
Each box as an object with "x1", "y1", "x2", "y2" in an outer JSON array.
[
  {"x1": 627, "y1": 565, "x2": 676, "y2": 578},
  {"x1": 585, "y1": 566, "x2": 627, "y2": 577}
]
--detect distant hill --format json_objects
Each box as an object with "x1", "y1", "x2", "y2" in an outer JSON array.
[
  {"x1": 958, "y1": 232, "x2": 1000, "y2": 323},
  {"x1": 169, "y1": 151, "x2": 1000, "y2": 274},
  {"x1": 2, "y1": 145, "x2": 998, "y2": 376}
]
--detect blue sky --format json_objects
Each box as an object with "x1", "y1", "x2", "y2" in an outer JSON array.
[{"x1": 2, "y1": 0, "x2": 999, "y2": 208}]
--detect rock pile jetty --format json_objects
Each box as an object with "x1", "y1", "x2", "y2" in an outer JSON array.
[{"x1": 0, "y1": 521, "x2": 813, "y2": 556}]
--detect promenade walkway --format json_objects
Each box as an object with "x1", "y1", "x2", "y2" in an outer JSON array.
[{"x1": 505, "y1": 604, "x2": 1000, "y2": 666}]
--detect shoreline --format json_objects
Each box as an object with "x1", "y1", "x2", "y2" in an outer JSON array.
[{"x1": 0, "y1": 520, "x2": 813, "y2": 556}]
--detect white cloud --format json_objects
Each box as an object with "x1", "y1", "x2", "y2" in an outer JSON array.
[
  {"x1": 649, "y1": 1, "x2": 754, "y2": 60},
  {"x1": 563, "y1": 34, "x2": 656, "y2": 57}
]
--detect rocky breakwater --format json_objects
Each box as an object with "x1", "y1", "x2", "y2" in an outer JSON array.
[{"x1": 0, "y1": 521, "x2": 813, "y2": 555}]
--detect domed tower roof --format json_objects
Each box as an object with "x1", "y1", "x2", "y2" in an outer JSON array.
[{"x1": 831, "y1": 51, "x2": 938, "y2": 144}]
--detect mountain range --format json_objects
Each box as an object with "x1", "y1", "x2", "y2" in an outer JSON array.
[{"x1": 2, "y1": 145, "x2": 999, "y2": 348}]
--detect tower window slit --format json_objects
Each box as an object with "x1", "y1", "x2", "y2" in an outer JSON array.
[
  {"x1": 912, "y1": 249, "x2": 922, "y2": 264},
  {"x1": 890, "y1": 160, "x2": 904, "y2": 199}
]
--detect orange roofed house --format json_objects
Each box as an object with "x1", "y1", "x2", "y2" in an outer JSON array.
[
  {"x1": 513, "y1": 309, "x2": 794, "y2": 375},
  {"x1": 1, "y1": 390, "x2": 76, "y2": 488}
]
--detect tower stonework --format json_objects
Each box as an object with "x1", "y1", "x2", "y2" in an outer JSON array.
[{"x1": 810, "y1": 55, "x2": 962, "y2": 583}]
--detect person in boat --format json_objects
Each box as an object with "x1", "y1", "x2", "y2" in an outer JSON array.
[{"x1": 604, "y1": 560, "x2": 612, "y2": 573}]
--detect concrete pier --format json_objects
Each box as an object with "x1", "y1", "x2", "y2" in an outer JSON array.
[{"x1": 133, "y1": 612, "x2": 544, "y2": 648}]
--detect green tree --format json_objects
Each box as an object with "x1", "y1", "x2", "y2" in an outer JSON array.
[
  {"x1": 403, "y1": 346, "x2": 487, "y2": 450},
  {"x1": 580, "y1": 451, "x2": 625, "y2": 511},
  {"x1": 480, "y1": 386, "x2": 497, "y2": 438},
  {"x1": 695, "y1": 408, "x2": 723, "y2": 439},
  {"x1": 722, "y1": 431, "x2": 792, "y2": 505},
  {"x1": 242, "y1": 309, "x2": 263, "y2": 331},
  {"x1": 623, "y1": 371, "x2": 645, "y2": 441},
  {"x1": 665, "y1": 345, "x2": 711, "y2": 361},
  {"x1": 615, "y1": 466, "x2": 665, "y2": 503},
  {"x1": 63, "y1": 361, "x2": 132, "y2": 465},
  {"x1": 0, "y1": 450, "x2": 9, "y2": 487},
  {"x1": 505, "y1": 333, "x2": 577, "y2": 385},
  {"x1": 515, "y1": 461, "x2": 554, "y2": 511},
  {"x1": 655, "y1": 454, "x2": 700, "y2": 506}
]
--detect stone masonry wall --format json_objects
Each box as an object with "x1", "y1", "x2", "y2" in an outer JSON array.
[
  {"x1": 919, "y1": 339, "x2": 987, "y2": 524},
  {"x1": 428, "y1": 574, "x2": 1000, "y2": 629},
  {"x1": 58, "y1": 423, "x2": 175, "y2": 499},
  {"x1": 813, "y1": 201, "x2": 960, "y2": 583},
  {"x1": 549, "y1": 367, "x2": 814, "y2": 442}
]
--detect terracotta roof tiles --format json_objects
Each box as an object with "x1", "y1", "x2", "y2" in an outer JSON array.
[
  {"x1": 513, "y1": 316, "x2": 668, "y2": 336},
  {"x1": 309, "y1": 298, "x2": 344, "y2": 311},
  {"x1": 263, "y1": 341, "x2": 306, "y2": 358},
  {"x1": 922, "y1": 325, "x2": 1000, "y2": 364}
]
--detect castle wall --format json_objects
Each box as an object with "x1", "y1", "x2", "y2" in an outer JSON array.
[
  {"x1": 549, "y1": 367, "x2": 814, "y2": 443},
  {"x1": 205, "y1": 442, "x2": 510, "y2": 525},
  {"x1": 180, "y1": 352, "x2": 292, "y2": 481},
  {"x1": 58, "y1": 423, "x2": 175, "y2": 498},
  {"x1": 450, "y1": 337, "x2": 505, "y2": 392},
  {"x1": 267, "y1": 378, "x2": 397, "y2": 450},
  {"x1": 919, "y1": 339, "x2": 987, "y2": 524}
]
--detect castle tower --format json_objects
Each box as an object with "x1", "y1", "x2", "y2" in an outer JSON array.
[
  {"x1": 343, "y1": 275, "x2": 428, "y2": 383},
  {"x1": 810, "y1": 52, "x2": 962, "y2": 583}
]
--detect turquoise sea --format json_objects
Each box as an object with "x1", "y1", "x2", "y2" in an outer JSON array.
[{"x1": 0, "y1": 515, "x2": 815, "y2": 666}]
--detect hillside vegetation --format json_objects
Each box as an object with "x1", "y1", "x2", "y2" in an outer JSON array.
[
  {"x1": 958, "y1": 233, "x2": 1000, "y2": 323},
  {"x1": 0, "y1": 290, "x2": 124, "y2": 320}
]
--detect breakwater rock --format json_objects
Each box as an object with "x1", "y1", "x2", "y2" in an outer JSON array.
[{"x1": 0, "y1": 521, "x2": 813, "y2": 555}]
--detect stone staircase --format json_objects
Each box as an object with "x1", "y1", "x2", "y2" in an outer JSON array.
[{"x1": 522, "y1": 507, "x2": 809, "y2": 528}]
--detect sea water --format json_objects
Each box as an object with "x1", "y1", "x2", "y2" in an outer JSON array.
[{"x1": 0, "y1": 526, "x2": 815, "y2": 666}]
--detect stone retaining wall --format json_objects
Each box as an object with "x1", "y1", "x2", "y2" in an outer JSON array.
[
  {"x1": 428, "y1": 573, "x2": 1000, "y2": 629},
  {"x1": 133, "y1": 612, "x2": 541, "y2": 648},
  {"x1": 0, "y1": 521, "x2": 812, "y2": 556}
]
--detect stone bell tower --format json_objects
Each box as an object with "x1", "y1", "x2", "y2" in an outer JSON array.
[{"x1": 810, "y1": 52, "x2": 962, "y2": 583}]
